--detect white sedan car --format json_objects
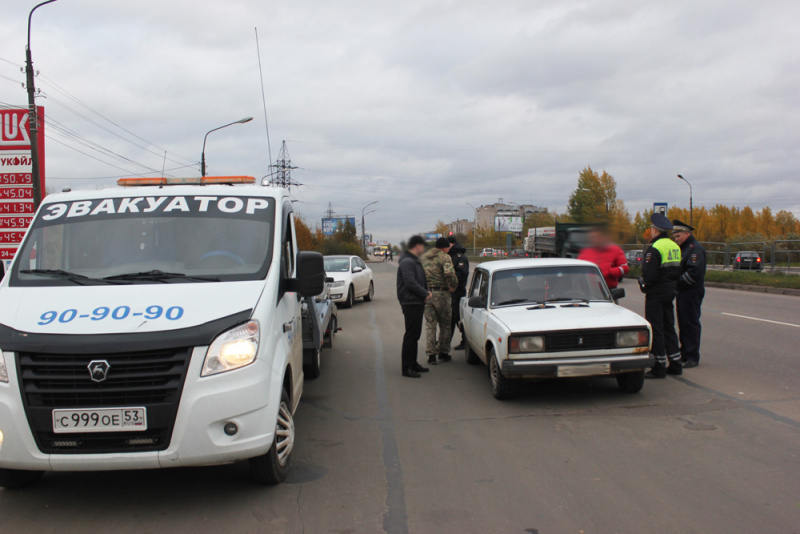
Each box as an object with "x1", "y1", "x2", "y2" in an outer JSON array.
[
  {"x1": 323, "y1": 255, "x2": 374, "y2": 308},
  {"x1": 460, "y1": 258, "x2": 653, "y2": 399}
]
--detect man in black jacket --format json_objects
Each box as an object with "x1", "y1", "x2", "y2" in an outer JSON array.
[
  {"x1": 673, "y1": 219, "x2": 707, "y2": 368},
  {"x1": 447, "y1": 236, "x2": 470, "y2": 350},
  {"x1": 396, "y1": 235, "x2": 432, "y2": 378}
]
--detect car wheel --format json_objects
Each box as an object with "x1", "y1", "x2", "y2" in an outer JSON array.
[
  {"x1": 363, "y1": 281, "x2": 374, "y2": 302},
  {"x1": 465, "y1": 341, "x2": 481, "y2": 365},
  {"x1": 616, "y1": 370, "x2": 645, "y2": 393},
  {"x1": 342, "y1": 286, "x2": 355, "y2": 308},
  {"x1": 322, "y1": 316, "x2": 336, "y2": 349},
  {"x1": 488, "y1": 348, "x2": 513, "y2": 400},
  {"x1": 0, "y1": 469, "x2": 43, "y2": 489},
  {"x1": 250, "y1": 387, "x2": 294, "y2": 484},
  {"x1": 303, "y1": 347, "x2": 321, "y2": 380}
]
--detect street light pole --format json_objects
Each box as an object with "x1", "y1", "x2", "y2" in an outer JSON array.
[
  {"x1": 361, "y1": 200, "x2": 378, "y2": 257},
  {"x1": 466, "y1": 202, "x2": 477, "y2": 255},
  {"x1": 677, "y1": 174, "x2": 693, "y2": 227},
  {"x1": 25, "y1": 0, "x2": 59, "y2": 210},
  {"x1": 201, "y1": 117, "x2": 253, "y2": 176}
]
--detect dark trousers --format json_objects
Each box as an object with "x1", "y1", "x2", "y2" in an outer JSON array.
[
  {"x1": 450, "y1": 291, "x2": 465, "y2": 341},
  {"x1": 677, "y1": 286, "x2": 704, "y2": 363},
  {"x1": 645, "y1": 295, "x2": 680, "y2": 363},
  {"x1": 401, "y1": 304, "x2": 425, "y2": 370}
]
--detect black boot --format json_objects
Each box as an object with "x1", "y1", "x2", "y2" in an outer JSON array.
[
  {"x1": 438, "y1": 353, "x2": 452, "y2": 362},
  {"x1": 427, "y1": 355, "x2": 437, "y2": 365},
  {"x1": 667, "y1": 356, "x2": 683, "y2": 375},
  {"x1": 646, "y1": 362, "x2": 667, "y2": 379}
]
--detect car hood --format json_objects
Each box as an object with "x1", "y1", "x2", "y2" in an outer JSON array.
[
  {"x1": 490, "y1": 302, "x2": 649, "y2": 333},
  {"x1": 0, "y1": 281, "x2": 264, "y2": 335}
]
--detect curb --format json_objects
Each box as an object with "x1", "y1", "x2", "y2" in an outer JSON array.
[{"x1": 703, "y1": 281, "x2": 800, "y2": 297}]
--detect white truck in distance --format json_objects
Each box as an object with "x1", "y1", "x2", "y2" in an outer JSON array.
[{"x1": 0, "y1": 176, "x2": 325, "y2": 488}]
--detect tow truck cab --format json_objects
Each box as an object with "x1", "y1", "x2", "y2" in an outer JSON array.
[{"x1": 0, "y1": 176, "x2": 324, "y2": 488}]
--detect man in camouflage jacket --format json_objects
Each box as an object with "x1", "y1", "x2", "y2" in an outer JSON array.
[{"x1": 422, "y1": 237, "x2": 459, "y2": 364}]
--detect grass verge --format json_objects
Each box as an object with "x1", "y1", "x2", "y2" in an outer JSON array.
[{"x1": 626, "y1": 265, "x2": 800, "y2": 289}]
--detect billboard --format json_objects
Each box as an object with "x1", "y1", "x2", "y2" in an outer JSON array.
[
  {"x1": 321, "y1": 216, "x2": 357, "y2": 236},
  {"x1": 653, "y1": 202, "x2": 668, "y2": 216},
  {"x1": 424, "y1": 233, "x2": 442, "y2": 242},
  {"x1": 0, "y1": 107, "x2": 44, "y2": 270},
  {"x1": 495, "y1": 216, "x2": 523, "y2": 232}
]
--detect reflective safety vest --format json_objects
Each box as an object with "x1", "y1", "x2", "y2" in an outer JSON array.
[{"x1": 652, "y1": 237, "x2": 681, "y2": 268}]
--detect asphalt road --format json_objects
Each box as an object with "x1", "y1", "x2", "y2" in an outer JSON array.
[{"x1": 1, "y1": 261, "x2": 799, "y2": 533}]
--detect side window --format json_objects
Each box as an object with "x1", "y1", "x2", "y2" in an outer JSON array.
[
  {"x1": 356, "y1": 258, "x2": 366, "y2": 269},
  {"x1": 282, "y1": 213, "x2": 295, "y2": 278},
  {"x1": 470, "y1": 271, "x2": 485, "y2": 298},
  {"x1": 478, "y1": 272, "x2": 489, "y2": 299}
]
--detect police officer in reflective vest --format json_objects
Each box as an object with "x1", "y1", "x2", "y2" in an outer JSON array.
[
  {"x1": 672, "y1": 219, "x2": 706, "y2": 369},
  {"x1": 640, "y1": 213, "x2": 682, "y2": 378}
]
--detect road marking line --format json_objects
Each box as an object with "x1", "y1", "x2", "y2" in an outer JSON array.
[{"x1": 721, "y1": 312, "x2": 800, "y2": 328}]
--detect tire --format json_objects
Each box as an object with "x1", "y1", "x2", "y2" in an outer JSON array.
[
  {"x1": 303, "y1": 348, "x2": 321, "y2": 380},
  {"x1": 322, "y1": 316, "x2": 336, "y2": 349},
  {"x1": 363, "y1": 281, "x2": 374, "y2": 302},
  {"x1": 250, "y1": 387, "x2": 294, "y2": 485},
  {"x1": 342, "y1": 286, "x2": 355, "y2": 309},
  {"x1": 0, "y1": 469, "x2": 43, "y2": 489},
  {"x1": 617, "y1": 370, "x2": 645, "y2": 393},
  {"x1": 488, "y1": 348, "x2": 514, "y2": 400},
  {"x1": 465, "y1": 341, "x2": 481, "y2": 365}
]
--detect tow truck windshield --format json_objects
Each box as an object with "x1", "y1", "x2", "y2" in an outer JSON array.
[{"x1": 11, "y1": 194, "x2": 275, "y2": 286}]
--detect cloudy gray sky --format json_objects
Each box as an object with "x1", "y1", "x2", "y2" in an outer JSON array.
[{"x1": 1, "y1": 0, "x2": 797, "y2": 244}]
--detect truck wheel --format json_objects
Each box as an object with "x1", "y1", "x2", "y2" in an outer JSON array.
[
  {"x1": 0, "y1": 468, "x2": 43, "y2": 489},
  {"x1": 617, "y1": 370, "x2": 645, "y2": 393},
  {"x1": 363, "y1": 282, "x2": 374, "y2": 302},
  {"x1": 465, "y1": 341, "x2": 481, "y2": 365},
  {"x1": 250, "y1": 387, "x2": 294, "y2": 485},
  {"x1": 342, "y1": 286, "x2": 355, "y2": 309},
  {"x1": 303, "y1": 348, "x2": 321, "y2": 380},
  {"x1": 488, "y1": 349, "x2": 514, "y2": 400}
]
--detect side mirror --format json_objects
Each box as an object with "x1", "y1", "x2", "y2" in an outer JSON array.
[
  {"x1": 352, "y1": 266, "x2": 363, "y2": 273},
  {"x1": 286, "y1": 251, "x2": 325, "y2": 297},
  {"x1": 611, "y1": 287, "x2": 625, "y2": 301},
  {"x1": 0, "y1": 261, "x2": 5, "y2": 278},
  {"x1": 468, "y1": 296, "x2": 486, "y2": 308}
]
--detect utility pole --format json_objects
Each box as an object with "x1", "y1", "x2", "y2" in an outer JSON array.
[
  {"x1": 677, "y1": 174, "x2": 693, "y2": 227},
  {"x1": 25, "y1": 0, "x2": 59, "y2": 210},
  {"x1": 361, "y1": 201, "x2": 378, "y2": 257},
  {"x1": 268, "y1": 140, "x2": 300, "y2": 191}
]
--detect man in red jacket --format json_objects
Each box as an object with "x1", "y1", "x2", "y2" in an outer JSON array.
[{"x1": 578, "y1": 228, "x2": 629, "y2": 289}]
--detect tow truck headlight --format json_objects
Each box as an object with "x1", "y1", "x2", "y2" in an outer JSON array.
[
  {"x1": 202, "y1": 321, "x2": 260, "y2": 377},
  {"x1": 0, "y1": 350, "x2": 8, "y2": 382},
  {"x1": 509, "y1": 335, "x2": 545, "y2": 354},
  {"x1": 616, "y1": 330, "x2": 649, "y2": 348}
]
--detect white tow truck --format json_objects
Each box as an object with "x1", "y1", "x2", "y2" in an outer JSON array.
[{"x1": 0, "y1": 176, "x2": 329, "y2": 488}]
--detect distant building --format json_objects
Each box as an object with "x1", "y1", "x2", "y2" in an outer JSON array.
[
  {"x1": 447, "y1": 219, "x2": 474, "y2": 237},
  {"x1": 475, "y1": 198, "x2": 547, "y2": 230}
]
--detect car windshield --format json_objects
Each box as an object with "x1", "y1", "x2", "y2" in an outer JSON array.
[
  {"x1": 11, "y1": 194, "x2": 275, "y2": 286},
  {"x1": 324, "y1": 257, "x2": 351, "y2": 272},
  {"x1": 490, "y1": 265, "x2": 611, "y2": 307}
]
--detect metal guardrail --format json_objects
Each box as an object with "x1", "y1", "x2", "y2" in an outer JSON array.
[
  {"x1": 771, "y1": 240, "x2": 800, "y2": 272},
  {"x1": 700, "y1": 241, "x2": 729, "y2": 270}
]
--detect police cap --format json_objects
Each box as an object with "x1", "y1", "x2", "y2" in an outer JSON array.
[
  {"x1": 650, "y1": 212, "x2": 673, "y2": 231},
  {"x1": 672, "y1": 219, "x2": 694, "y2": 232}
]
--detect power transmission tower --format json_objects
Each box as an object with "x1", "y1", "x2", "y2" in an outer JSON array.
[
  {"x1": 324, "y1": 202, "x2": 336, "y2": 218},
  {"x1": 268, "y1": 140, "x2": 301, "y2": 191}
]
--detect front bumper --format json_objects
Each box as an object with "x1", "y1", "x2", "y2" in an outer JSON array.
[
  {"x1": 501, "y1": 353, "x2": 654, "y2": 379},
  {"x1": 0, "y1": 348, "x2": 279, "y2": 472}
]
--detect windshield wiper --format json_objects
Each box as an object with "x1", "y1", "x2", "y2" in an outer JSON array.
[
  {"x1": 103, "y1": 270, "x2": 220, "y2": 283},
  {"x1": 496, "y1": 298, "x2": 530, "y2": 306},
  {"x1": 526, "y1": 301, "x2": 555, "y2": 310},
  {"x1": 546, "y1": 297, "x2": 589, "y2": 303},
  {"x1": 19, "y1": 269, "x2": 94, "y2": 285}
]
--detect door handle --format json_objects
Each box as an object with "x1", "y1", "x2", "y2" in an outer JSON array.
[{"x1": 283, "y1": 321, "x2": 293, "y2": 333}]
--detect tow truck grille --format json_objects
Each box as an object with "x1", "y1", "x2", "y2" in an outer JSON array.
[
  {"x1": 545, "y1": 330, "x2": 616, "y2": 352},
  {"x1": 16, "y1": 348, "x2": 192, "y2": 454}
]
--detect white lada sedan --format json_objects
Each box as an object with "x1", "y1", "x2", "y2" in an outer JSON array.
[{"x1": 460, "y1": 259, "x2": 653, "y2": 399}]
